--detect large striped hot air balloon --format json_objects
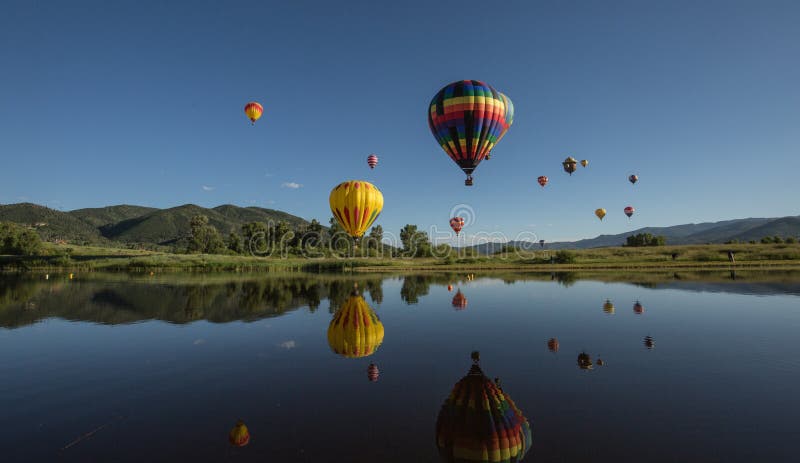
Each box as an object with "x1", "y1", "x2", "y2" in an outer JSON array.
[
  {"x1": 244, "y1": 102, "x2": 263, "y2": 125},
  {"x1": 327, "y1": 294, "x2": 385, "y2": 358},
  {"x1": 329, "y1": 180, "x2": 384, "y2": 239},
  {"x1": 428, "y1": 80, "x2": 513, "y2": 186},
  {"x1": 367, "y1": 154, "x2": 379, "y2": 169},
  {"x1": 450, "y1": 217, "x2": 465, "y2": 236},
  {"x1": 436, "y1": 352, "x2": 532, "y2": 463}
]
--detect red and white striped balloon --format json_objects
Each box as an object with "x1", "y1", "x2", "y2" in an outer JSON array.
[
  {"x1": 367, "y1": 154, "x2": 379, "y2": 169},
  {"x1": 624, "y1": 206, "x2": 635, "y2": 218},
  {"x1": 368, "y1": 363, "x2": 380, "y2": 382}
]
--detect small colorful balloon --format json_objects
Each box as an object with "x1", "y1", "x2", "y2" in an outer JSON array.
[
  {"x1": 595, "y1": 208, "x2": 607, "y2": 221},
  {"x1": 537, "y1": 175, "x2": 548, "y2": 187},
  {"x1": 629, "y1": 174, "x2": 639, "y2": 185},
  {"x1": 367, "y1": 154, "x2": 378, "y2": 169},
  {"x1": 367, "y1": 363, "x2": 380, "y2": 382},
  {"x1": 449, "y1": 217, "x2": 464, "y2": 236},
  {"x1": 244, "y1": 102, "x2": 263, "y2": 125},
  {"x1": 624, "y1": 206, "x2": 635, "y2": 218},
  {"x1": 229, "y1": 420, "x2": 250, "y2": 447}
]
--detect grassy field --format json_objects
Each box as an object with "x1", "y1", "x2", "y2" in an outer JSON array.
[{"x1": 1, "y1": 242, "x2": 800, "y2": 273}]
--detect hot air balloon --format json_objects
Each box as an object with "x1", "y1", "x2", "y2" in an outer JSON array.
[
  {"x1": 327, "y1": 293, "x2": 385, "y2": 358},
  {"x1": 539, "y1": 239, "x2": 545, "y2": 248},
  {"x1": 547, "y1": 338, "x2": 559, "y2": 353},
  {"x1": 633, "y1": 301, "x2": 644, "y2": 314},
  {"x1": 580, "y1": 159, "x2": 588, "y2": 167},
  {"x1": 368, "y1": 363, "x2": 380, "y2": 382},
  {"x1": 595, "y1": 208, "x2": 607, "y2": 221},
  {"x1": 229, "y1": 420, "x2": 250, "y2": 447},
  {"x1": 449, "y1": 217, "x2": 465, "y2": 236},
  {"x1": 436, "y1": 352, "x2": 532, "y2": 463},
  {"x1": 643, "y1": 336, "x2": 655, "y2": 349},
  {"x1": 452, "y1": 290, "x2": 468, "y2": 310},
  {"x1": 624, "y1": 206, "x2": 635, "y2": 218},
  {"x1": 367, "y1": 154, "x2": 378, "y2": 169},
  {"x1": 428, "y1": 80, "x2": 513, "y2": 186},
  {"x1": 329, "y1": 180, "x2": 384, "y2": 239},
  {"x1": 577, "y1": 352, "x2": 593, "y2": 370},
  {"x1": 603, "y1": 299, "x2": 615, "y2": 314},
  {"x1": 629, "y1": 174, "x2": 639, "y2": 185},
  {"x1": 563, "y1": 157, "x2": 578, "y2": 175},
  {"x1": 537, "y1": 175, "x2": 548, "y2": 187},
  {"x1": 244, "y1": 102, "x2": 263, "y2": 125}
]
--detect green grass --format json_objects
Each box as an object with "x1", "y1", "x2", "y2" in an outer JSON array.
[{"x1": 2, "y1": 242, "x2": 800, "y2": 273}]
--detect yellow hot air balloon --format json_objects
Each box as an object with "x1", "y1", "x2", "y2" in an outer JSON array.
[
  {"x1": 595, "y1": 208, "x2": 607, "y2": 221},
  {"x1": 244, "y1": 102, "x2": 263, "y2": 125},
  {"x1": 327, "y1": 294, "x2": 385, "y2": 358},
  {"x1": 229, "y1": 420, "x2": 250, "y2": 447},
  {"x1": 580, "y1": 159, "x2": 589, "y2": 167},
  {"x1": 329, "y1": 180, "x2": 384, "y2": 239}
]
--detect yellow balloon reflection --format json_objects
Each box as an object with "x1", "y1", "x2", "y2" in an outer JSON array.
[{"x1": 327, "y1": 294, "x2": 385, "y2": 358}]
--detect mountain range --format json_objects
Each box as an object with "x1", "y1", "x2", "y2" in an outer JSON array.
[
  {"x1": 0, "y1": 203, "x2": 311, "y2": 246},
  {"x1": 0, "y1": 202, "x2": 798, "y2": 250}
]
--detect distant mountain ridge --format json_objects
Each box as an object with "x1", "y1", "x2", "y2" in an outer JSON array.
[
  {"x1": 0, "y1": 203, "x2": 312, "y2": 245},
  {"x1": 466, "y1": 215, "x2": 800, "y2": 254}
]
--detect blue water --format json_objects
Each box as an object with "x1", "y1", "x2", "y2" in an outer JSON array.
[{"x1": 1, "y1": 272, "x2": 798, "y2": 462}]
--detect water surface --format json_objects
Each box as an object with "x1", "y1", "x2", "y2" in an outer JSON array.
[{"x1": 1, "y1": 271, "x2": 799, "y2": 462}]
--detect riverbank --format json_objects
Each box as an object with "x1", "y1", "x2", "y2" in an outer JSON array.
[{"x1": 2, "y1": 242, "x2": 800, "y2": 273}]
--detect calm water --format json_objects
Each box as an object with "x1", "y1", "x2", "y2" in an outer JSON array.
[{"x1": 1, "y1": 271, "x2": 799, "y2": 462}]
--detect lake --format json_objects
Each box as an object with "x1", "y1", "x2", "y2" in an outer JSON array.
[{"x1": 1, "y1": 270, "x2": 799, "y2": 462}]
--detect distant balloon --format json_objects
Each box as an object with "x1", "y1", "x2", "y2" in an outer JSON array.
[
  {"x1": 577, "y1": 352, "x2": 593, "y2": 370},
  {"x1": 537, "y1": 175, "x2": 548, "y2": 187},
  {"x1": 327, "y1": 294, "x2": 385, "y2": 358},
  {"x1": 329, "y1": 180, "x2": 384, "y2": 239},
  {"x1": 563, "y1": 157, "x2": 578, "y2": 175},
  {"x1": 428, "y1": 80, "x2": 513, "y2": 186},
  {"x1": 367, "y1": 154, "x2": 378, "y2": 169},
  {"x1": 603, "y1": 299, "x2": 615, "y2": 314},
  {"x1": 229, "y1": 420, "x2": 250, "y2": 447},
  {"x1": 595, "y1": 208, "x2": 607, "y2": 221},
  {"x1": 624, "y1": 206, "x2": 635, "y2": 218},
  {"x1": 580, "y1": 159, "x2": 589, "y2": 167},
  {"x1": 547, "y1": 338, "x2": 559, "y2": 353},
  {"x1": 452, "y1": 290, "x2": 468, "y2": 310},
  {"x1": 449, "y1": 217, "x2": 465, "y2": 236},
  {"x1": 244, "y1": 102, "x2": 263, "y2": 125},
  {"x1": 368, "y1": 363, "x2": 380, "y2": 382},
  {"x1": 629, "y1": 174, "x2": 639, "y2": 185},
  {"x1": 539, "y1": 239, "x2": 545, "y2": 248},
  {"x1": 633, "y1": 301, "x2": 644, "y2": 314},
  {"x1": 644, "y1": 335, "x2": 655, "y2": 349}
]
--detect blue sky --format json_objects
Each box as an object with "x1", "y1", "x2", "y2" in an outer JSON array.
[{"x1": 1, "y1": 0, "x2": 798, "y2": 243}]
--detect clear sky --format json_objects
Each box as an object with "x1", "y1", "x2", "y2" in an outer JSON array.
[{"x1": 1, "y1": 0, "x2": 798, "y2": 243}]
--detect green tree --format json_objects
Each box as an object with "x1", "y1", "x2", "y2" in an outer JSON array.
[
  {"x1": 400, "y1": 224, "x2": 432, "y2": 257},
  {"x1": 554, "y1": 250, "x2": 576, "y2": 264},
  {"x1": 625, "y1": 233, "x2": 666, "y2": 247},
  {"x1": 786, "y1": 237, "x2": 797, "y2": 244},
  {"x1": 187, "y1": 215, "x2": 225, "y2": 254},
  {"x1": 366, "y1": 225, "x2": 383, "y2": 249},
  {"x1": 227, "y1": 232, "x2": 243, "y2": 254},
  {"x1": 773, "y1": 235, "x2": 784, "y2": 244},
  {"x1": 761, "y1": 236, "x2": 773, "y2": 244},
  {"x1": 0, "y1": 222, "x2": 43, "y2": 256}
]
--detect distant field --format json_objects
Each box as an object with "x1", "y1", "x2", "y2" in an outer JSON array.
[{"x1": 1, "y1": 242, "x2": 799, "y2": 273}]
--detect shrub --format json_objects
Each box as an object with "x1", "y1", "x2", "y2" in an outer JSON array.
[{"x1": 554, "y1": 250, "x2": 576, "y2": 264}]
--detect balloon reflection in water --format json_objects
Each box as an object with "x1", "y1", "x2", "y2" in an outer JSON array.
[
  {"x1": 452, "y1": 290, "x2": 468, "y2": 310},
  {"x1": 448, "y1": 284, "x2": 453, "y2": 292},
  {"x1": 436, "y1": 352, "x2": 532, "y2": 463},
  {"x1": 547, "y1": 338, "x2": 559, "y2": 353},
  {"x1": 368, "y1": 363, "x2": 380, "y2": 382},
  {"x1": 229, "y1": 420, "x2": 250, "y2": 447},
  {"x1": 327, "y1": 294, "x2": 385, "y2": 358},
  {"x1": 603, "y1": 299, "x2": 615, "y2": 314},
  {"x1": 643, "y1": 336, "x2": 655, "y2": 349},
  {"x1": 577, "y1": 352, "x2": 593, "y2": 370},
  {"x1": 633, "y1": 301, "x2": 644, "y2": 314}
]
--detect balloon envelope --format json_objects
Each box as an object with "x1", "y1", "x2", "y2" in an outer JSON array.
[
  {"x1": 244, "y1": 102, "x2": 263, "y2": 124},
  {"x1": 595, "y1": 208, "x2": 607, "y2": 220},
  {"x1": 580, "y1": 159, "x2": 589, "y2": 167},
  {"x1": 327, "y1": 294, "x2": 385, "y2": 358},
  {"x1": 229, "y1": 420, "x2": 250, "y2": 447},
  {"x1": 329, "y1": 181, "x2": 384, "y2": 238},
  {"x1": 450, "y1": 217, "x2": 465, "y2": 235},
  {"x1": 629, "y1": 174, "x2": 639, "y2": 184},
  {"x1": 436, "y1": 359, "x2": 532, "y2": 463},
  {"x1": 624, "y1": 206, "x2": 635, "y2": 218},
  {"x1": 537, "y1": 175, "x2": 548, "y2": 187},
  {"x1": 428, "y1": 80, "x2": 513, "y2": 185},
  {"x1": 563, "y1": 157, "x2": 578, "y2": 175},
  {"x1": 367, "y1": 154, "x2": 378, "y2": 169}
]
